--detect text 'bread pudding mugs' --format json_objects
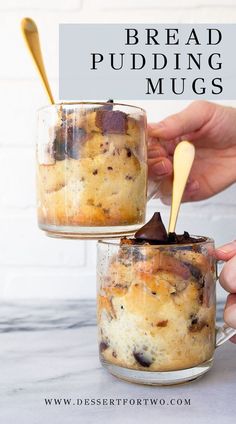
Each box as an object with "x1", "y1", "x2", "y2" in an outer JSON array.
[
  {"x1": 36, "y1": 101, "x2": 160, "y2": 239},
  {"x1": 97, "y1": 212, "x2": 236, "y2": 385}
]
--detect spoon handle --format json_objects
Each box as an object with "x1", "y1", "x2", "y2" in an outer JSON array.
[
  {"x1": 168, "y1": 141, "x2": 195, "y2": 233},
  {"x1": 21, "y1": 18, "x2": 54, "y2": 104}
]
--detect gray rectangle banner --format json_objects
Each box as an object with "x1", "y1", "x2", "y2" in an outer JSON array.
[{"x1": 59, "y1": 24, "x2": 236, "y2": 100}]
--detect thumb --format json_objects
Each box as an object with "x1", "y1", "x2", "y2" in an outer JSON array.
[
  {"x1": 214, "y1": 240, "x2": 236, "y2": 261},
  {"x1": 148, "y1": 100, "x2": 216, "y2": 140}
]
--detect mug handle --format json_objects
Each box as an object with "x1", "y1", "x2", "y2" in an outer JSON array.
[
  {"x1": 215, "y1": 259, "x2": 236, "y2": 347},
  {"x1": 216, "y1": 325, "x2": 236, "y2": 347},
  {"x1": 147, "y1": 180, "x2": 161, "y2": 201}
]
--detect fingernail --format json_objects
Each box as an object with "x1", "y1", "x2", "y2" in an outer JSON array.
[{"x1": 153, "y1": 160, "x2": 168, "y2": 176}]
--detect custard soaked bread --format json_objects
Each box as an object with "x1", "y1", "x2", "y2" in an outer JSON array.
[
  {"x1": 37, "y1": 103, "x2": 147, "y2": 229},
  {"x1": 97, "y1": 213, "x2": 216, "y2": 372}
]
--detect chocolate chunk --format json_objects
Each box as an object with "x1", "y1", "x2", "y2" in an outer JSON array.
[
  {"x1": 66, "y1": 127, "x2": 87, "y2": 159},
  {"x1": 53, "y1": 126, "x2": 67, "y2": 160},
  {"x1": 168, "y1": 231, "x2": 191, "y2": 243},
  {"x1": 189, "y1": 320, "x2": 208, "y2": 332},
  {"x1": 168, "y1": 232, "x2": 179, "y2": 243},
  {"x1": 199, "y1": 291, "x2": 204, "y2": 304},
  {"x1": 184, "y1": 262, "x2": 203, "y2": 282},
  {"x1": 99, "y1": 341, "x2": 109, "y2": 352},
  {"x1": 53, "y1": 125, "x2": 88, "y2": 160},
  {"x1": 188, "y1": 314, "x2": 208, "y2": 332},
  {"x1": 190, "y1": 314, "x2": 198, "y2": 322},
  {"x1": 126, "y1": 148, "x2": 132, "y2": 157},
  {"x1": 133, "y1": 351, "x2": 152, "y2": 367},
  {"x1": 53, "y1": 139, "x2": 66, "y2": 161},
  {"x1": 131, "y1": 248, "x2": 145, "y2": 262},
  {"x1": 135, "y1": 212, "x2": 168, "y2": 242},
  {"x1": 156, "y1": 320, "x2": 168, "y2": 327},
  {"x1": 118, "y1": 243, "x2": 146, "y2": 265},
  {"x1": 95, "y1": 110, "x2": 127, "y2": 134},
  {"x1": 168, "y1": 231, "x2": 205, "y2": 245}
]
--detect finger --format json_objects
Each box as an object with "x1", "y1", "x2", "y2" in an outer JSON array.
[
  {"x1": 160, "y1": 178, "x2": 200, "y2": 204},
  {"x1": 148, "y1": 101, "x2": 215, "y2": 140},
  {"x1": 147, "y1": 135, "x2": 159, "y2": 147},
  {"x1": 148, "y1": 137, "x2": 179, "y2": 156},
  {"x1": 148, "y1": 158, "x2": 173, "y2": 178},
  {"x1": 160, "y1": 195, "x2": 172, "y2": 206},
  {"x1": 148, "y1": 145, "x2": 168, "y2": 159},
  {"x1": 147, "y1": 133, "x2": 178, "y2": 157},
  {"x1": 181, "y1": 179, "x2": 200, "y2": 202},
  {"x1": 214, "y1": 240, "x2": 236, "y2": 261},
  {"x1": 154, "y1": 175, "x2": 200, "y2": 205},
  {"x1": 224, "y1": 294, "x2": 236, "y2": 335},
  {"x1": 229, "y1": 334, "x2": 236, "y2": 343},
  {"x1": 219, "y1": 254, "x2": 236, "y2": 293}
]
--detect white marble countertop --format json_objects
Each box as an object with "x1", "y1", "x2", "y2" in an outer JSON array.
[{"x1": 0, "y1": 300, "x2": 235, "y2": 424}]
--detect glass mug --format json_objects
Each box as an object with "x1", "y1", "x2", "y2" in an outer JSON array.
[
  {"x1": 36, "y1": 102, "x2": 158, "y2": 239},
  {"x1": 97, "y1": 237, "x2": 236, "y2": 385}
]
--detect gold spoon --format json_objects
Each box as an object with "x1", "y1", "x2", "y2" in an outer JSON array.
[
  {"x1": 21, "y1": 17, "x2": 54, "y2": 104},
  {"x1": 168, "y1": 141, "x2": 195, "y2": 233}
]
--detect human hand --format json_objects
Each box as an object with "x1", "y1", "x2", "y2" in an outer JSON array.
[
  {"x1": 215, "y1": 241, "x2": 236, "y2": 343},
  {"x1": 148, "y1": 101, "x2": 236, "y2": 203}
]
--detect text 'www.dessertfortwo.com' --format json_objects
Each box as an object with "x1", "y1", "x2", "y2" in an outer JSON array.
[{"x1": 44, "y1": 397, "x2": 191, "y2": 407}]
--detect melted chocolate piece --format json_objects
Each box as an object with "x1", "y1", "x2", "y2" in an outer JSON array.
[
  {"x1": 99, "y1": 341, "x2": 109, "y2": 352},
  {"x1": 66, "y1": 127, "x2": 88, "y2": 159},
  {"x1": 118, "y1": 244, "x2": 146, "y2": 266},
  {"x1": 121, "y1": 212, "x2": 206, "y2": 246},
  {"x1": 53, "y1": 125, "x2": 68, "y2": 160},
  {"x1": 156, "y1": 320, "x2": 168, "y2": 327},
  {"x1": 53, "y1": 139, "x2": 66, "y2": 161},
  {"x1": 53, "y1": 126, "x2": 88, "y2": 160},
  {"x1": 168, "y1": 231, "x2": 204, "y2": 244},
  {"x1": 184, "y1": 262, "x2": 204, "y2": 283},
  {"x1": 189, "y1": 320, "x2": 208, "y2": 332},
  {"x1": 133, "y1": 351, "x2": 152, "y2": 367},
  {"x1": 135, "y1": 212, "x2": 168, "y2": 242}
]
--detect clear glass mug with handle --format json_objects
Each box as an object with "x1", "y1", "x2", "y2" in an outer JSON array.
[
  {"x1": 36, "y1": 102, "x2": 158, "y2": 239},
  {"x1": 97, "y1": 236, "x2": 236, "y2": 385}
]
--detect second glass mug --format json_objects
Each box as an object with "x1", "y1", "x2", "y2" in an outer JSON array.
[
  {"x1": 36, "y1": 102, "x2": 158, "y2": 238},
  {"x1": 97, "y1": 237, "x2": 236, "y2": 385}
]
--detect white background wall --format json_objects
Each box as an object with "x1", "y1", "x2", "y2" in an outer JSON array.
[{"x1": 0, "y1": 0, "x2": 236, "y2": 301}]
